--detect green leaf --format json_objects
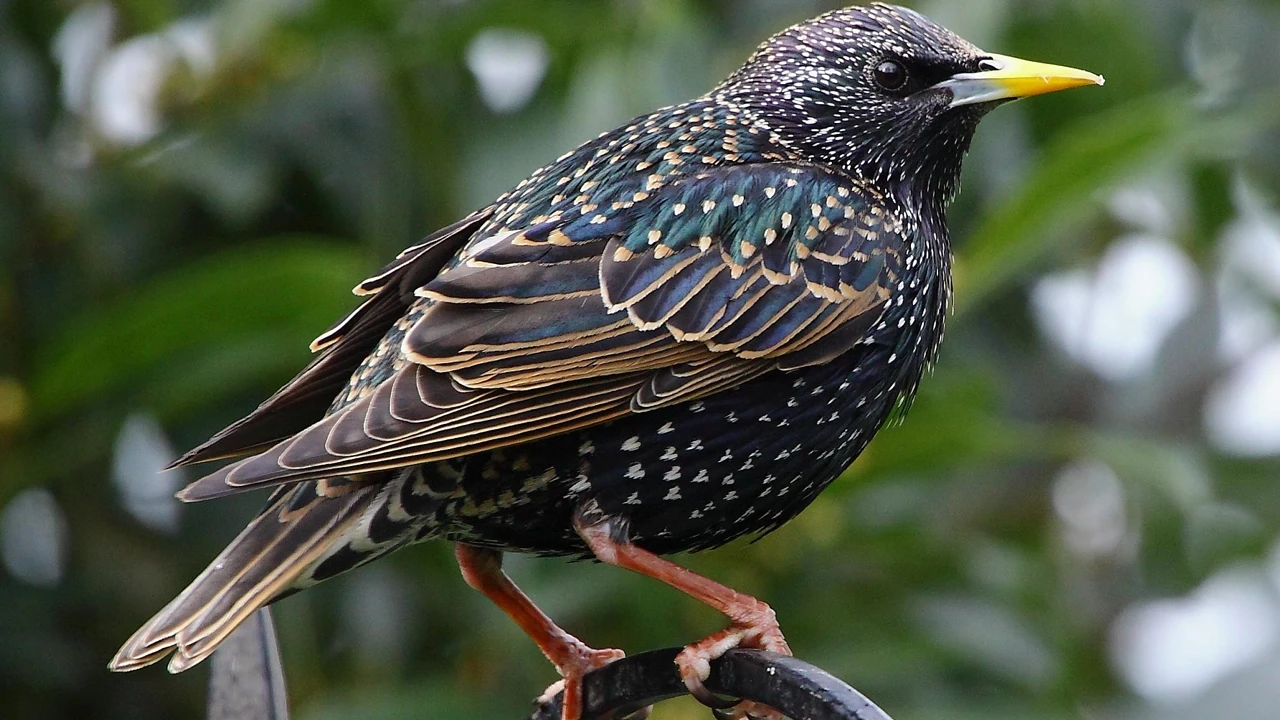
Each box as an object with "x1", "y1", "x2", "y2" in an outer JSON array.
[
  {"x1": 27, "y1": 237, "x2": 368, "y2": 422},
  {"x1": 955, "y1": 91, "x2": 1280, "y2": 315}
]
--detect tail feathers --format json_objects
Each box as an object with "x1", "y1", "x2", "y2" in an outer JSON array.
[{"x1": 110, "y1": 481, "x2": 378, "y2": 673}]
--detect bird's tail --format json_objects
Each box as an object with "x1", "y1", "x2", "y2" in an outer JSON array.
[{"x1": 109, "y1": 478, "x2": 387, "y2": 673}]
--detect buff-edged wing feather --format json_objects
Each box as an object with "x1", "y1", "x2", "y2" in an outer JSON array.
[
  {"x1": 177, "y1": 163, "x2": 908, "y2": 502},
  {"x1": 170, "y1": 211, "x2": 492, "y2": 467}
]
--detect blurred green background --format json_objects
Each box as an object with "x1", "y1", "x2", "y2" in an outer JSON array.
[{"x1": 3, "y1": 0, "x2": 1280, "y2": 718}]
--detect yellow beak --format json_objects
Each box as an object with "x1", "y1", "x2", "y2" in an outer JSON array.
[{"x1": 937, "y1": 53, "x2": 1104, "y2": 108}]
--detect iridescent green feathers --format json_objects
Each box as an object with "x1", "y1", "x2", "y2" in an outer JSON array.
[{"x1": 175, "y1": 99, "x2": 912, "y2": 504}]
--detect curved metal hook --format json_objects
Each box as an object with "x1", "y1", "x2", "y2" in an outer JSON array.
[{"x1": 525, "y1": 648, "x2": 894, "y2": 720}]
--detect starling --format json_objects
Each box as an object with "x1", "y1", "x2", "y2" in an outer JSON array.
[{"x1": 110, "y1": 4, "x2": 1101, "y2": 718}]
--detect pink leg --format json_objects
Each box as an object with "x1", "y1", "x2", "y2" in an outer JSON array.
[
  {"x1": 574, "y1": 515, "x2": 789, "y2": 719},
  {"x1": 455, "y1": 544, "x2": 626, "y2": 720}
]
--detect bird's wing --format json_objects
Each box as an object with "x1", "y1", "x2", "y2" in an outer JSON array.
[
  {"x1": 170, "y1": 211, "x2": 493, "y2": 467},
  {"x1": 179, "y1": 163, "x2": 908, "y2": 500}
]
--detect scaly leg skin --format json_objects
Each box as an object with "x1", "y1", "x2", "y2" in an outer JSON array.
[
  {"x1": 574, "y1": 512, "x2": 791, "y2": 720},
  {"x1": 455, "y1": 544, "x2": 646, "y2": 720}
]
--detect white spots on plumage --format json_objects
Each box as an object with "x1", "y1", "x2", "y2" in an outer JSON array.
[
  {"x1": 625, "y1": 463, "x2": 645, "y2": 480},
  {"x1": 673, "y1": 203, "x2": 686, "y2": 216},
  {"x1": 723, "y1": 474, "x2": 735, "y2": 486},
  {"x1": 759, "y1": 415, "x2": 772, "y2": 423},
  {"x1": 658, "y1": 422, "x2": 674, "y2": 435},
  {"x1": 568, "y1": 476, "x2": 592, "y2": 494},
  {"x1": 693, "y1": 469, "x2": 710, "y2": 483},
  {"x1": 625, "y1": 492, "x2": 641, "y2": 505},
  {"x1": 724, "y1": 490, "x2": 739, "y2": 501},
  {"x1": 661, "y1": 447, "x2": 679, "y2": 461},
  {"x1": 689, "y1": 401, "x2": 705, "y2": 413},
  {"x1": 687, "y1": 439, "x2": 704, "y2": 451},
  {"x1": 720, "y1": 450, "x2": 734, "y2": 463},
  {"x1": 725, "y1": 412, "x2": 738, "y2": 423},
  {"x1": 664, "y1": 486, "x2": 683, "y2": 501},
  {"x1": 622, "y1": 436, "x2": 641, "y2": 452}
]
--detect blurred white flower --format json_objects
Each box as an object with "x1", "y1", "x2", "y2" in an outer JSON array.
[
  {"x1": 0, "y1": 489, "x2": 69, "y2": 587},
  {"x1": 112, "y1": 413, "x2": 183, "y2": 534},
  {"x1": 81, "y1": 17, "x2": 216, "y2": 146},
  {"x1": 1110, "y1": 567, "x2": 1280, "y2": 703},
  {"x1": 1052, "y1": 460, "x2": 1128, "y2": 559},
  {"x1": 51, "y1": 2, "x2": 117, "y2": 114},
  {"x1": 1033, "y1": 235, "x2": 1200, "y2": 381},
  {"x1": 1205, "y1": 342, "x2": 1280, "y2": 456},
  {"x1": 465, "y1": 28, "x2": 550, "y2": 114}
]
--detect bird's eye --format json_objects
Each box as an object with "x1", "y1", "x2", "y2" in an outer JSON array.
[{"x1": 873, "y1": 59, "x2": 909, "y2": 92}]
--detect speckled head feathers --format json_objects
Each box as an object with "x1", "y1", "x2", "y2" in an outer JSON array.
[{"x1": 717, "y1": 3, "x2": 992, "y2": 208}]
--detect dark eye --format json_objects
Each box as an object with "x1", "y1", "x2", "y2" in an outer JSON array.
[{"x1": 873, "y1": 59, "x2": 909, "y2": 91}]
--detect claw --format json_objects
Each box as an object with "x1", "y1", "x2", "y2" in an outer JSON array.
[
  {"x1": 674, "y1": 604, "x2": 791, "y2": 718},
  {"x1": 554, "y1": 646, "x2": 626, "y2": 720}
]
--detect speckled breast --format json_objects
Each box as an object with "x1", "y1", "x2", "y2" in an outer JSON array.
[{"x1": 430, "y1": 290, "x2": 935, "y2": 559}]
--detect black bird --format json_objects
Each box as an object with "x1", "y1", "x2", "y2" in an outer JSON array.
[{"x1": 110, "y1": 4, "x2": 1101, "y2": 718}]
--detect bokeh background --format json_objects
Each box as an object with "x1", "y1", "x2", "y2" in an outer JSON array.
[{"x1": 3, "y1": 0, "x2": 1280, "y2": 718}]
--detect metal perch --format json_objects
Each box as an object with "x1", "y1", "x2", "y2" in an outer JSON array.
[
  {"x1": 205, "y1": 613, "x2": 893, "y2": 720},
  {"x1": 525, "y1": 648, "x2": 894, "y2": 720}
]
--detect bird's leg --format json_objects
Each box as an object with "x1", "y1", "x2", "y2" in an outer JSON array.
[
  {"x1": 574, "y1": 513, "x2": 790, "y2": 719},
  {"x1": 454, "y1": 544, "x2": 632, "y2": 720}
]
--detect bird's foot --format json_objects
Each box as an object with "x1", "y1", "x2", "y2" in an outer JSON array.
[
  {"x1": 675, "y1": 601, "x2": 790, "y2": 719},
  {"x1": 540, "y1": 644, "x2": 643, "y2": 720}
]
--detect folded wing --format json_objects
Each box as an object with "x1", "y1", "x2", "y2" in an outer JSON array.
[{"x1": 179, "y1": 164, "x2": 908, "y2": 501}]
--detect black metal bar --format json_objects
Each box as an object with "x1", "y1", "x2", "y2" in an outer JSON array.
[
  {"x1": 206, "y1": 608, "x2": 290, "y2": 720},
  {"x1": 526, "y1": 648, "x2": 895, "y2": 720}
]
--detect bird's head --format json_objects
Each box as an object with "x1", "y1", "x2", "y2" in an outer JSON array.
[{"x1": 718, "y1": 3, "x2": 1102, "y2": 212}]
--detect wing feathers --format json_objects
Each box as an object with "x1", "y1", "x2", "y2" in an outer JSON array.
[
  {"x1": 170, "y1": 210, "x2": 491, "y2": 468},
  {"x1": 176, "y1": 163, "x2": 907, "y2": 504}
]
